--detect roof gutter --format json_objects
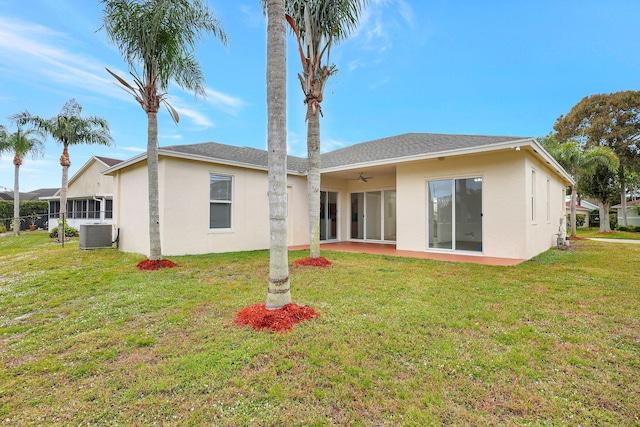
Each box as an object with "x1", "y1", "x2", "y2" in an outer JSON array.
[{"x1": 101, "y1": 149, "x2": 307, "y2": 176}]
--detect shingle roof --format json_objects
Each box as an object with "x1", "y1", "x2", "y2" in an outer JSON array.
[
  {"x1": 28, "y1": 188, "x2": 59, "y2": 199},
  {"x1": 162, "y1": 142, "x2": 308, "y2": 173},
  {"x1": 0, "y1": 188, "x2": 58, "y2": 201},
  {"x1": 320, "y1": 133, "x2": 527, "y2": 169},
  {"x1": 161, "y1": 133, "x2": 527, "y2": 174},
  {"x1": 612, "y1": 199, "x2": 640, "y2": 209},
  {"x1": 95, "y1": 156, "x2": 123, "y2": 167}
]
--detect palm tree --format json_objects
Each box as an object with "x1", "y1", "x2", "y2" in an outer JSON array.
[
  {"x1": 101, "y1": 0, "x2": 227, "y2": 261},
  {"x1": 286, "y1": 0, "x2": 368, "y2": 259},
  {"x1": 0, "y1": 123, "x2": 45, "y2": 236},
  {"x1": 264, "y1": 0, "x2": 291, "y2": 310},
  {"x1": 13, "y1": 100, "x2": 112, "y2": 240},
  {"x1": 541, "y1": 135, "x2": 618, "y2": 237}
]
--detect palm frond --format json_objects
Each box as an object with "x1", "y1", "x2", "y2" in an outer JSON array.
[
  {"x1": 162, "y1": 99, "x2": 180, "y2": 124},
  {"x1": 101, "y1": 0, "x2": 227, "y2": 99}
]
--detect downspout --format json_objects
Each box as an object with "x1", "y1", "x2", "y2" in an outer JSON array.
[{"x1": 93, "y1": 196, "x2": 106, "y2": 222}]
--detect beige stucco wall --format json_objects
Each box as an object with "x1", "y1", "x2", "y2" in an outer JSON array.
[
  {"x1": 112, "y1": 148, "x2": 568, "y2": 261},
  {"x1": 524, "y1": 153, "x2": 568, "y2": 259},
  {"x1": 394, "y1": 149, "x2": 567, "y2": 260},
  {"x1": 287, "y1": 175, "x2": 310, "y2": 246},
  {"x1": 112, "y1": 161, "x2": 150, "y2": 255},
  {"x1": 67, "y1": 159, "x2": 115, "y2": 195},
  {"x1": 112, "y1": 156, "x2": 309, "y2": 257}
]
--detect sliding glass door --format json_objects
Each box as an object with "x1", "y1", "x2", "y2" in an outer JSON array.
[
  {"x1": 320, "y1": 191, "x2": 338, "y2": 241},
  {"x1": 351, "y1": 190, "x2": 396, "y2": 242},
  {"x1": 428, "y1": 177, "x2": 482, "y2": 252}
]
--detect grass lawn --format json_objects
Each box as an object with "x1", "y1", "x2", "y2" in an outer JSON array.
[
  {"x1": 576, "y1": 227, "x2": 640, "y2": 240},
  {"x1": 1, "y1": 232, "x2": 639, "y2": 426}
]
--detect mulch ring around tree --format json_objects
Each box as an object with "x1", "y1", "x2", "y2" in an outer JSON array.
[
  {"x1": 234, "y1": 303, "x2": 320, "y2": 333},
  {"x1": 136, "y1": 259, "x2": 179, "y2": 270},
  {"x1": 569, "y1": 236, "x2": 589, "y2": 241},
  {"x1": 293, "y1": 256, "x2": 332, "y2": 268}
]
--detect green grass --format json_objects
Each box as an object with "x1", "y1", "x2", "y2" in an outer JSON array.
[
  {"x1": 576, "y1": 227, "x2": 640, "y2": 240},
  {"x1": 1, "y1": 232, "x2": 639, "y2": 426}
]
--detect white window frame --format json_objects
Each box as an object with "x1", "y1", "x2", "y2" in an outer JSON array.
[
  {"x1": 531, "y1": 169, "x2": 537, "y2": 223},
  {"x1": 209, "y1": 173, "x2": 233, "y2": 230},
  {"x1": 546, "y1": 178, "x2": 551, "y2": 222}
]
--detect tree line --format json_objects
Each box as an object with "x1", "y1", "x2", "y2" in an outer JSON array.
[{"x1": 540, "y1": 90, "x2": 640, "y2": 235}]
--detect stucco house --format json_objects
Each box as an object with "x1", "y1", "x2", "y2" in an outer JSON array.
[
  {"x1": 42, "y1": 156, "x2": 122, "y2": 231},
  {"x1": 103, "y1": 133, "x2": 573, "y2": 262},
  {"x1": 612, "y1": 199, "x2": 640, "y2": 227},
  {"x1": 565, "y1": 200, "x2": 593, "y2": 228}
]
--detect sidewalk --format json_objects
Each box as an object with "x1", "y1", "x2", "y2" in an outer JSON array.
[{"x1": 588, "y1": 238, "x2": 640, "y2": 244}]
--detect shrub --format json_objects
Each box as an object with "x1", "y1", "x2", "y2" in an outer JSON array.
[
  {"x1": 19, "y1": 200, "x2": 48, "y2": 217},
  {"x1": 0, "y1": 224, "x2": 6, "y2": 233},
  {"x1": 609, "y1": 213, "x2": 618, "y2": 230},
  {"x1": 576, "y1": 214, "x2": 586, "y2": 228},
  {"x1": 617, "y1": 226, "x2": 631, "y2": 232},
  {"x1": 50, "y1": 223, "x2": 79, "y2": 238}
]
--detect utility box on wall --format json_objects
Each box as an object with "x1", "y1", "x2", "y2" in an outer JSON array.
[{"x1": 79, "y1": 224, "x2": 113, "y2": 249}]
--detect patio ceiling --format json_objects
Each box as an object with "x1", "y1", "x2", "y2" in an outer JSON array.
[{"x1": 320, "y1": 164, "x2": 396, "y2": 181}]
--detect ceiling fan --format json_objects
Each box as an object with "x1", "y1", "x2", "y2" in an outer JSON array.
[{"x1": 358, "y1": 172, "x2": 373, "y2": 183}]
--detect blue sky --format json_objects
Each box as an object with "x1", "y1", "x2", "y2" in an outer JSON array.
[{"x1": 1, "y1": 0, "x2": 639, "y2": 192}]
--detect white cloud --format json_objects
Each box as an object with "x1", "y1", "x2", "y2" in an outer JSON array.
[
  {"x1": 287, "y1": 130, "x2": 305, "y2": 157},
  {"x1": 321, "y1": 138, "x2": 347, "y2": 153},
  {"x1": 204, "y1": 88, "x2": 246, "y2": 116},
  {"x1": 172, "y1": 105, "x2": 214, "y2": 129},
  {"x1": 0, "y1": 16, "x2": 122, "y2": 101},
  {"x1": 120, "y1": 146, "x2": 146, "y2": 153},
  {"x1": 348, "y1": 0, "x2": 416, "y2": 64}
]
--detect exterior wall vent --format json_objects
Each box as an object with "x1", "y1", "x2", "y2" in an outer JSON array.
[{"x1": 79, "y1": 224, "x2": 113, "y2": 249}]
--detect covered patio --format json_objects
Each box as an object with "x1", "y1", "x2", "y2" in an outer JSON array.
[{"x1": 289, "y1": 241, "x2": 524, "y2": 266}]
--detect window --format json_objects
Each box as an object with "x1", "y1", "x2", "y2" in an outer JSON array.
[
  {"x1": 105, "y1": 199, "x2": 113, "y2": 219},
  {"x1": 75, "y1": 200, "x2": 88, "y2": 219},
  {"x1": 546, "y1": 178, "x2": 551, "y2": 222},
  {"x1": 531, "y1": 170, "x2": 536, "y2": 222},
  {"x1": 49, "y1": 201, "x2": 60, "y2": 218},
  {"x1": 88, "y1": 199, "x2": 100, "y2": 219},
  {"x1": 210, "y1": 174, "x2": 232, "y2": 229}
]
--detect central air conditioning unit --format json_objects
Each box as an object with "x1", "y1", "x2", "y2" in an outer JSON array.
[{"x1": 79, "y1": 224, "x2": 113, "y2": 249}]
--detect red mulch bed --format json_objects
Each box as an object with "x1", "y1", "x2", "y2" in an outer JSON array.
[
  {"x1": 234, "y1": 303, "x2": 320, "y2": 333},
  {"x1": 569, "y1": 236, "x2": 588, "y2": 240},
  {"x1": 293, "y1": 256, "x2": 332, "y2": 267},
  {"x1": 136, "y1": 259, "x2": 179, "y2": 270},
  {"x1": 597, "y1": 231, "x2": 614, "y2": 235}
]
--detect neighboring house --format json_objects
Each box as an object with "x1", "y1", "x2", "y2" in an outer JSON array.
[
  {"x1": 565, "y1": 201, "x2": 592, "y2": 228},
  {"x1": 104, "y1": 133, "x2": 573, "y2": 262},
  {"x1": 612, "y1": 199, "x2": 640, "y2": 227},
  {"x1": 41, "y1": 156, "x2": 122, "y2": 231},
  {"x1": 0, "y1": 188, "x2": 57, "y2": 229},
  {"x1": 0, "y1": 188, "x2": 57, "y2": 201}
]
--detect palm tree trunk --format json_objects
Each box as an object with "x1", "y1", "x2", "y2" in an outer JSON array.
[
  {"x1": 13, "y1": 155, "x2": 20, "y2": 236},
  {"x1": 147, "y1": 111, "x2": 162, "y2": 261},
  {"x1": 569, "y1": 186, "x2": 577, "y2": 238},
  {"x1": 59, "y1": 145, "x2": 71, "y2": 241},
  {"x1": 307, "y1": 109, "x2": 321, "y2": 258},
  {"x1": 265, "y1": 0, "x2": 291, "y2": 310}
]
